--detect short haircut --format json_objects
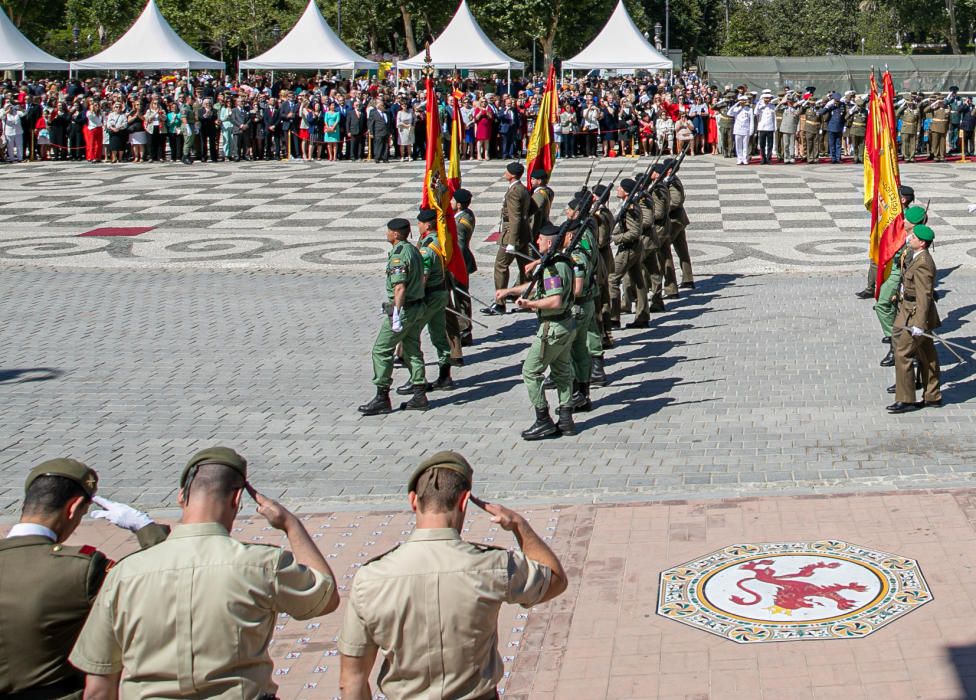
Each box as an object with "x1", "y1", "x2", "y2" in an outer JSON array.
[
  {"x1": 186, "y1": 463, "x2": 245, "y2": 500},
  {"x1": 22, "y1": 475, "x2": 88, "y2": 516},
  {"x1": 415, "y1": 469, "x2": 469, "y2": 514}
]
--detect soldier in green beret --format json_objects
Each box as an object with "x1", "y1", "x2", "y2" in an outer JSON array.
[
  {"x1": 0, "y1": 458, "x2": 168, "y2": 699},
  {"x1": 359, "y1": 219, "x2": 429, "y2": 415},
  {"x1": 877, "y1": 206, "x2": 927, "y2": 366}
]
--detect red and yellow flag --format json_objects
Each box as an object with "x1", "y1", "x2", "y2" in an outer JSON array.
[
  {"x1": 863, "y1": 73, "x2": 879, "y2": 213},
  {"x1": 524, "y1": 63, "x2": 558, "y2": 182},
  {"x1": 422, "y1": 77, "x2": 468, "y2": 286},
  {"x1": 867, "y1": 70, "x2": 904, "y2": 296}
]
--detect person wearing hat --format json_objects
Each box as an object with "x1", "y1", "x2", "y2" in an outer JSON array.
[
  {"x1": 609, "y1": 178, "x2": 649, "y2": 329},
  {"x1": 847, "y1": 95, "x2": 869, "y2": 163},
  {"x1": 659, "y1": 158, "x2": 695, "y2": 294},
  {"x1": 590, "y1": 183, "x2": 616, "y2": 361},
  {"x1": 529, "y1": 168, "x2": 554, "y2": 240},
  {"x1": 1, "y1": 458, "x2": 167, "y2": 699},
  {"x1": 396, "y1": 209, "x2": 455, "y2": 398},
  {"x1": 816, "y1": 92, "x2": 846, "y2": 163},
  {"x1": 359, "y1": 218, "x2": 428, "y2": 415},
  {"x1": 799, "y1": 96, "x2": 822, "y2": 163},
  {"x1": 559, "y1": 198, "x2": 598, "y2": 411},
  {"x1": 896, "y1": 95, "x2": 922, "y2": 162},
  {"x1": 727, "y1": 94, "x2": 754, "y2": 165},
  {"x1": 70, "y1": 447, "x2": 339, "y2": 698},
  {"x1": 886, "y1": 223, "x2": 941, "y2": 412},
  {"x1": 715, "y1": 92, "x2": 737, "y2": 158},
  {"x1": 634, "y1": 163, "x2": 672, "y2": 317},
  {"x1": 494, "y1": 222, "x2": 579, "y2": 439},
  {"x1": 450, "y1": 188, "x2": 477, "y2": 346},
  {"x1": 482, "y1": 162, "x2": 531, "y2": 316},
  {"x1": 338, "y1": 451, "x2": 567, "y2": 700},
  {"x1": 876, "y1": 205, "x2": 928, "y2": 367},
  {"x1": 857, "y1": 185, "x2": 917, "y2": 299},
  {"x1": 755, "y1": 90, "x2": 777, "y2": 165},
  {"x1": 778, "y1": 92, "x2": 801, "y2": 164},
  {"x1": 923, "y1": 93, "x2": 950, "y2": 162}
]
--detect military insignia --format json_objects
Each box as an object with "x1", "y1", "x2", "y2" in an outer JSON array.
[
  {"x1": 78, "y1": 545, "x2": 97, "y2": 556},
  {"x1": 85, "y1": 474, "x2": 97, "y2": 492},
  {"x1": 658, "y1": 540, "x2": 931, "y2": 643},
  {"x1": 543, "y1": 275, "x2": 562, "y2": 291}
]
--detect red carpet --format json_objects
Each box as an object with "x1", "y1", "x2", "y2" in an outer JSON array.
[{"x1": 78, "y1": 227, "x2": 155, "y2": 237}]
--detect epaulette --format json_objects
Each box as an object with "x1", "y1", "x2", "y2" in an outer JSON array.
[
  {"x1": 363, "y1": 544, "x2": 401, "y2": 566},
  {"x1": 51, "y1": 543, "x2": 102, "y2": 560},
  {"x1": 467, "y1": 541, "x2": 507, "y2": 553}
]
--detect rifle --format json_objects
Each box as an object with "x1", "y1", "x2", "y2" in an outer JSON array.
[
  {"x1": 648, "y1": 149, "x2": 687, "y2": 196},
  {"x1": 611, "y1": 153, "x2": 660, "y2": 232}
]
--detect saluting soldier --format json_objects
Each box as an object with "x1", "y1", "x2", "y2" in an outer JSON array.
[
  {"x1": 924, "y1": 94, "x2": 950, "y2": 162},
  {"x1": 897, "y1": 95, "x2": 922, "y2": 162},
  {"x1": 482, "y1": 162, "x2": 531, "y2": 315},
  {"x1": 801, "y1": 99, "x2": 822, "y2": 164},
  {"x1": 716, "y1": 92, "x2": 736, "y2": 158},
  {"x1": 358, "y1": 219, "x2": 428, "y2": 415},
  {"x1": 451, "y1": 188, "x2": 477, "y2": 347},
  {"x1": 609, "y1": 178, "x2": 648, "y2": 329},
  {"x1": 848, "y1": 97, "x2": 868, "y2": 163},
  {"x1": 495, "y1": 224, "x2": 578, "y2": 440},
  {"x1": 338, "y1": 451, "x2": 567, "y2": 700},
  {"x1": 1, "y1": 459, "x2": 167, "y2": 700},
  {"x1": 529, "y1": 168, "x2": 554, "y2": 239},
  {"x1": 877, "y1": 206, "x2": 927, "y2": 367},
  {"x1": 887, "y1": 225, "x2": 942, "y2": 413}
]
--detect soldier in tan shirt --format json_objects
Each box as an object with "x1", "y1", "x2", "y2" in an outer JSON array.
[
  {"x1": 69, "y1": 447, "x2": 339, "y2": 699},
  {"x1": 339, "y1": 451, "x2": 568, "y2": 700}
]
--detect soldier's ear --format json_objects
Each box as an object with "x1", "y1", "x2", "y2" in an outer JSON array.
[
  {"x1": 408, "y1": 491, "x2": 420, "y2": 514},
  {"x1": 65, "y1": 494, "x2": 89, "y2": 522}
]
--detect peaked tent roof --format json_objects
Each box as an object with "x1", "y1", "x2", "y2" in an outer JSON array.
[
  {"x1": 71, "y1": 0, "x2": 223, "y2": 71},
  {"x1": 0, "y1": 7, "x2": 69, "y2": 71},
  {"x1": 240, "y1": 0, "x2": 376, "y2": 70},
  {"x1": 562, "y1": 0, "x2": 671, "y2": 71},
  {"x1": 400, "y1": 0, "x2": 523, "y2": 70}
]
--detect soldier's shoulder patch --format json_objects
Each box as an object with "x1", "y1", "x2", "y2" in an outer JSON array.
[
  {"x1": 363, "y1": 544, "x2": 401, "y2": 566},
  {"x1": 52, "y1": 543, "x2": 104, "y2": 560},
  {"x1": 79, "y1": 544, "x2": 97, "y2": 556}
]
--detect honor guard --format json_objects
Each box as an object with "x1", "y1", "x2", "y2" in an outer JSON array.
[
  {"x1": 451, "y1": 188, "x2": 477, "y2": 347},
  {"x1": 358, "y1": 219, "x2": 428, "y2": 415},
  {"x1": 639, "y1": 164, "x2": 671, "y2": 316},
  {"x1": 877, "y1": 206, "x2": 928, "y2": 367},
  {"x1": 590, "y1": 184, "x2": 614, "y2": 382},
  {"x1": 857, "y1": 185, "x2": 915, "y2": 299},
  {"x1": 609, "y1": 178, "x2": 648, "y2": 329},
  {"x1": 482, "y1": 162, "x2": 531, "y2": 315},
  {"x1": 1, "y1": 459, "x2": 167, "y2": 700},
  {"x1": 529, "y1": 168, "x2": 554, "y2": 238},
  {"x1": 662, "y1": 158, "x2": 694, "y2": 295},
  {"x1": 563, "y1": 198, "x2": 597, "y2": 412}
]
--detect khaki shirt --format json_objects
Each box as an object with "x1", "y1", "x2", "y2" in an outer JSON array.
[
  {"x1": 69, "y1": 523, "x2": 335, "y2": 699},
  {"x1": 338, "y1": 528, "x2": 551, "y2": 700}
]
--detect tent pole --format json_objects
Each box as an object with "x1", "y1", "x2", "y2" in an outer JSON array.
[
  {"x1": 395, "y1": 61, "x2": 400, "y2": 91},
  {"x1": 507, "y1": 68, "x2": 510, "y2": 89}
]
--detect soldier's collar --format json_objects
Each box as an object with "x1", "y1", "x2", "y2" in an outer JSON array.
[
  {"x1": 406, "y1": 527, "x2": 462, "y2": 542},
  {"x1": 169, "y1": 522, "x2": 230, "y2": 538}
]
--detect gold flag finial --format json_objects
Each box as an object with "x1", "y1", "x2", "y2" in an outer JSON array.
[{"x1": 423, "y1": 42, "x2": 434, "y2": 79}]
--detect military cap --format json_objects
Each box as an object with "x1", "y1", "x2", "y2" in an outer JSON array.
[
  {"x1": 451, "y1": 188, "x2": 472, "y2": 205},
  {"x1": 180, "y1": 446, "x2": 247, "y2": 488},
  {"x1": 620, "y1": 177, "x2": 637, "y2": 193},
  {"x1": 568, "y1": 195, "x2": 585, "y2": 209},
  {"x1": 898, "y1": 185, "x2": 914, "y2": 201},
  {"x1": 662, "y1": 157, "x2": 676, "y2": 170},
  {"x1": 652, "y1": 163, "x2": 667, "y2": 175},
  {"x1": 904, "y1": 206, "x2": 927, "y2": 225},
  {"x1": 737, "y1": 94, "x2": 749, "y2": 102},
  {"x1": 408, "y1": 450, "x2": 473, "y2": 493},
  {"x1": 592, "y1": 184, "x2": 608, "y2": 197},
  {"x1": 539, "y1": 222, "x2": 563, "y2": 237},
  {"x1": 912, "y1": 224, "x2": 934, "y2": 242},
  {"x1": 949, "y1": 85, "x2": 959, "y2": 92},
  {"x1": 26, "y1": 458, "x2": 98, "y2": 498},
  {"x1": 387, "y1": 217, "x2": 411, "y2": 232},
  {"x1": 506, "y1": 162, "x2": 524, "y2": 177},
  {"x1": 417, "y1": 208, "x2": 437, "y2": 223},
  {"x1": 777, "y1": 90, "x2": 786, "y2": 98},
  {"x1": 530, "y1": 168, "x2": 548, "y2": 181},
  {"x1": 805, "y1": 86, "x2": 817, "y2": 93}
]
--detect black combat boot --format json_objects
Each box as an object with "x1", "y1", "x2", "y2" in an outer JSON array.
[
  {"x1": 431, "y1": 364, "x2": 455, "y2": 391},
  {"x1": 396, "y1": 378, "x2": 415, "y2": 395},
  {"x1": 572, "y1": 382, "x2": 592, "y2": 412},
  {"x1": 880, "y1": 346, "x2": 895, "y2": 367},
  {"x1": 358, "y1": 387, "x2": 392, "y2": 415},
  {"x1": 590, "y1": 357, "x2": 607, "y2": 387},
  {"x1": 521, "y1": 407, "x2": 560, "y2": 441},
  {"x1": 401, "y1": 384, "x2": 429, "y2": 411},
  {"x1": 556, "y1": 405, "x2": 577, "y2": 436}
]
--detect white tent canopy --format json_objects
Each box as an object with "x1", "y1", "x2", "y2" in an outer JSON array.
[
  {"x1": 240, "y1": 0, "x2": 376, "y2": 70},
  {"x1": 399, "y1": 0, "x2": 523, "y2": 70},
  {"x1": 562, "y1": 0, "x2": 672, "y2": 71},
  {"x1": 71, "y1": 0, "x2": 223, "y2": 71},
  {"x1": 0, "y1": 7, "x2": 69, "y2": 72}
]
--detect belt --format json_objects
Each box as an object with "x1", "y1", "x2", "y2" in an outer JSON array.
[
  {"x1": 404, "y1": 298, "x2": 424, "y2": 307},
  {"x1": 903, "y1": 294, "x2": 916, "y2": 302},
  {"x1": 5, "y1": 678, "x2": 83, "y2": 700}
]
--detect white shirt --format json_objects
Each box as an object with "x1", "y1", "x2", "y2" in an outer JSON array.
[
  {"x1": 728, "y1": 104, "x2": 755, "y2": 136},
  {"x1": 6, "y1": 523, "x2": 57, "y2": 540},
  {"x1": 755, "y1": 101, "x2": 777, "y2": 131}
]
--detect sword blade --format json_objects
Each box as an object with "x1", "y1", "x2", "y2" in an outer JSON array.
[
  {"x1": 450, "y1": 285, "x2": 493, "y2": 309},
  {"x1": 445, "y1": 305, "x2": 491, "y2": 329},
  {"x1": 894, "y1": 326, "x2": 968, "y2": 363}
]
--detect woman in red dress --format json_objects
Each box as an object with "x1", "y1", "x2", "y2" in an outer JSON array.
[
  {"x1": 474, "y1": 98, "x2": 493, "y2": 160},
  {"x1": 707, "y1": 101, "x2": 719, "y2": 154}
]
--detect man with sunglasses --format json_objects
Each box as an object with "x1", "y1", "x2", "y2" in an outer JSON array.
[{"x1": 70, "y1": 447, "x2": 339, "y2": 699}]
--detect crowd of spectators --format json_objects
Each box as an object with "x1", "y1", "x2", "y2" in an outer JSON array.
[{"x1": 1, "y1": 70, "x2": 972, "y2": 165}]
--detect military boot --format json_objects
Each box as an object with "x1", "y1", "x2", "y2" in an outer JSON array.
[
  {"x1": 590, "y1": 357, "x2": 607, "y2": 387},
  {"x1": 358, "y1": 387, "x2": 392, "y2": 415},
  {"x1": 556, "y1": 405, "x2": 577, "y2": 436},
  {"x1": 397, "y1": 377, "x2": 432, "y2": 394},
  {"x1": 521, "y1": 407, "x2": 560, "y2": 441},
  {"x1": 571, "y1": 382, "x2": 592, "y2": 412},
  {"x1": 431, "y1": 364, "x2": 455, "y2": 391},
  {"x1": 880, "y1": 337, "x2": 894, "y2": 367},
  {"x1": 401, "y1": 384, "x2": 429, "y2": 411}
]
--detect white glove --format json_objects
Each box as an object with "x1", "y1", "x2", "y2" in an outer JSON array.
[
  {"x1": 391, "y1": 307, "x2": 403, "y2": 333},
  {"x1": 90, "y1": 496, "x2": 154, "y2": 532},
  {"x1": 968, "y1": 204, "x2": 976, "y2": 214},
  {"x1": 910, "y1": 326, "x2": 924, "y2": 337},
  {"x1": 505, "y1": 244, "x2": 516, "y2": 254}
]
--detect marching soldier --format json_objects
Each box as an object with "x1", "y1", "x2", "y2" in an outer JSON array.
[
  {"x1": 397, "y1": 209, "x2": 455, "y2": 397},
  {"x1": 878, "y1": 206, "x2": 928, "y2": 367},
  {"x1": 562, "y1": 199, "x2": 597, "y2": 413},
  {"x1": 609, "y1": 179, "x2": 648, "y2": 329},
  {"x1": 529, "y1": 169, "x2": 554, "y2": 238},
  {"x1": 494, "y1": 224, "x2": 577, "y2": 440},
  {"x1": 857, "y1": 185, "x2": 916, "y2": 299},
  {"x1": 451, "y1": 188, "x2": 477, "y2": 347},
  {"x1": 897, "y1": 95, "x2": 922, "y2": 162},
  {"x1": 848, "y1": 97, "x2": 868, "y2": 163},
  {"x1": 662, "y1": 158, "x2": 694, "y2": 295},
  {"x1": 887, "y1": 224, "x2": 942, "y2": 413},
  {"x1": 482, "y1": 162, "x2": 531, "y2": 315},
  {"x1": 924, "y1": 94, "x2": 950, "y2": 162},
  {"x1": 639, "y1": 165, "x2": 671, "y2": 316},
  {"x1": 358, "y1": 219, "x2": 428, "y2": 415},
  {"x1": 591, "y1": 184, "x2": 615, "y2": 381},
  {"x1": 1, "y1": 458, "x2": 167, "y2": 700}
]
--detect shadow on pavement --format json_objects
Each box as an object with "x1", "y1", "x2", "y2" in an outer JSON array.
[{"x1": 0, "y1": 368, "x2": 63, "y2": 385}]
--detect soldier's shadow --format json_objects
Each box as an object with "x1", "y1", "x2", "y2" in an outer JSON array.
[
  {"x1": 948, "y1": 644, "x2": 976, "y2": 699},
  {"x1": 0, "y1": 368, "x2": 63, "y2": 385}
]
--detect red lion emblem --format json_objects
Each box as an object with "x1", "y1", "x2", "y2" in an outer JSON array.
[{"x1": 730, "y1": 559, "x2": 869, "y2": 612}]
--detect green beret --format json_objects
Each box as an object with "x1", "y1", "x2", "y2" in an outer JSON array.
[
  {"x1": 26, "y1": 458, "x2": 98, "y2": 498},
  {"x1": 904, "y1": 206, "x2": 927, "y2": 225},
  {"x1": 417, "y1": 208, "x2": 437, "y2": 223},
  {"x1": 408, "y1": 450, "x2": 473, "y2": 493},
  {"x1": 530, "y1": 169, "x2": 548, "y2": 181},
  {"x1": 181, "y1": 446, "x2": 247, "y2": 488},
  {"x1": 913, "y1": 224, "x2": 934, "y2": 242},
  {"x1": 387, "y1": 218, "x2": 410, "y2": 232},
  {"x1": 452, "y1": 188, "x2": 472, "y2": 205}
]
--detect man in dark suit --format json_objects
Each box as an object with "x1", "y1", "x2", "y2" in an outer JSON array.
[
  {"x1": 279, "y1": 92, "x2": 298, "y2": 159},
  {"x1": 22, "y1": 96, "x2": 41, "y2": 161},
  {"x1": 346, "y1": 99, "x2": 366, "y2": 161},
  {"x1": 264, "y1": 98, "x2": 282, "y2": 160},
  {"x1": 368, "y1": 99, "x2": 391, "y2": 163}
]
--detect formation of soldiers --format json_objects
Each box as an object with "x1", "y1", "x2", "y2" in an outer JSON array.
[
  {"x1": 357, "y1": 156, "x2": 695, "y2": 441},
  {"x1": 711, "y1": 85, "x2": 970, "y2": 164}
]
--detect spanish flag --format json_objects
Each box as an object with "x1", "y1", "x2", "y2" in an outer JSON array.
[
  {"x1": 873, "y1": 70, "x2": 904, "y2": 294},
  {"x1": 524, "y1": 63, "x2": 558, "y2": 180},
  {"x1": 863, "y1": 73, "x2": 879, "y2": 214},
  {"x1": 422, "y1": 76, "x2": 468, "y2": 286}
]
